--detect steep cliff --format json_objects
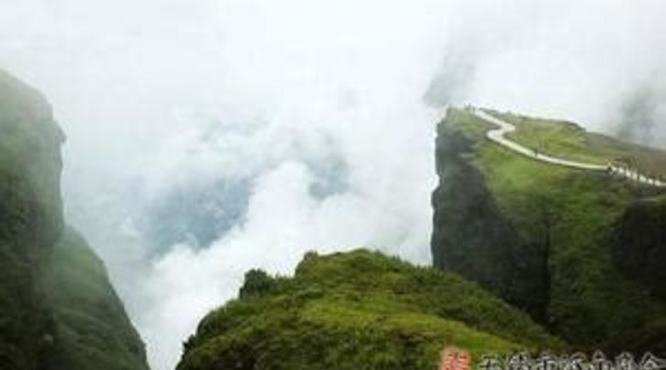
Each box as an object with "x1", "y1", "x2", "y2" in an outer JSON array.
[
  {"x1": 0, "y1": 70, "x2": 149, "y2": 370},
  {"x1": 431, "y1": 107, "x2": 666, "y2": 352},
  {"x1": 177, "y1": 250, "x2": 561, "y2": 370}
]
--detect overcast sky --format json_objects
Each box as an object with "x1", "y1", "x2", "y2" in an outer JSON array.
[{"x1": 1, "y1": 1, "x2": 665, "y2": 369}]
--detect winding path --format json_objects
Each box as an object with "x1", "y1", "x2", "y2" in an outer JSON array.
[{"x1": 470, "y1": 108, "x2": 666, "y2": 188}]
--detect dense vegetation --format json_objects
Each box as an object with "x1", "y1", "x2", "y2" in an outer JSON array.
[
  {"x1": 432, "y1": 108, "x2": 666, "y2": 352},
  {"x1": 40, "y1": 228, "x2": 149, "y2": 370},
  {"x1": 178, "y1": 250, "x2": 561, "y2": 370},
  {"x1": 0, "y1": 69, "x2": 65, "y2": 370},
  {"x1": 0, "y1": 70, "x2": 148, "y2": 370}
]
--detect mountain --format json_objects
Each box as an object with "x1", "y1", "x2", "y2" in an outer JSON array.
[
  {"x1": 0, "y1": 70, "x2": 149, "y2": 370},
  {"x1": 6, "y1": 63, "x2": 664, "y2": 368},
  {"x1": 431, "y1": 107, "x2": 666, "y2": 353},
  {"x1": 177, "y1": 249, "x2": 561, "y2": 370}
]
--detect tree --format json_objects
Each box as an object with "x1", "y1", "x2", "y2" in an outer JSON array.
[{"x1": 239, "y1": 269, "x2": 275, "y2": 298}]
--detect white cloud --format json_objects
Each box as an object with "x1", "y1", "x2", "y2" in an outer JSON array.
[{"x1": 1, "y1": 1, "x2": 665, "y2": 369}]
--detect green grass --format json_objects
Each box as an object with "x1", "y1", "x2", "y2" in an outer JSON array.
[
  {"x1": 478, "y1": 144, "x2": 665, "y2": 344},
  {"x1": 178, "y1": 250, "x2": 562, "y2": 370},
  {"x1": 438, "y1": 108, "x2": 666, "y2": 348},
  {"x1": 487, "y1": 110, "x2": 666, "y2": 178}
]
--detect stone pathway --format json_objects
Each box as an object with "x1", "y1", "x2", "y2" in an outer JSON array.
[{"x1": 470, "y1": 108, "x2": 666, "y2": 188}]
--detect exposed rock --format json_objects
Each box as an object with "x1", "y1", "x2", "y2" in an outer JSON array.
[
  {"x1": 431, "y1": 107, "x2": 666, "y2": 352},
  {"x1": 0, "y1": 70, "x2": 149, "y2": 370}
]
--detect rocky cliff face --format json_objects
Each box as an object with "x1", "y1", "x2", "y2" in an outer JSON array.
[
  {"x1": 0, "y1": 70, "x2": 149, "y2": 370},
  {"x1": 431, "y1": 108, "x2": 666, "y2": 353},
  {"x1": 611, "y1": 196, "x2": 666, "y2": 301},
  {"x1": 431, "y1": 120, "x2": 550, "y2": 323},
  {"x1": 0, "y1": 69, "x2": 66, "y2": 370}
]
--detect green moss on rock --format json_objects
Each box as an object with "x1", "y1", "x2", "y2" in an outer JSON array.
[
  {"x1": 431, "y1": 108, "x2": 666, "y2": 352},
  {"x1": 178, "y1": 250, "x2": 561, "y2": 370},
  {"x1": 0, "y1": 69, "x2": 66, "y2": 370},
  {"x1": 0, "y1": 70, "x2": 148, "y2": 370},
  {"x1": 40, "y1": 227, "x2": 149, "y2": 370}
]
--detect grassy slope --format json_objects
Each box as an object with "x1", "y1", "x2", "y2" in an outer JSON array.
[
  {"x1": 489, "y1": 110, "x2": 666, "y2": 177},
  {"x1": 178, "y1": 250, "x2": 561, "y2": 370},
  {"x1": 40, "y1": 227, "x2": 149, "y2": 370},
  {"x1": 440, "y1": 108, "x2": 666, "y2": 347}
]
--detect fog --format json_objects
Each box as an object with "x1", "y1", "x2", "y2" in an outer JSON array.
[{"x1": 1, "y1": 1, "x2": 665, "y2": 369}]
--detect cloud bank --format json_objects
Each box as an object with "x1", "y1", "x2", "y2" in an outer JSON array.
[{"x1": 1, "y1": 1, "x2": 665, "y2": 369}]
